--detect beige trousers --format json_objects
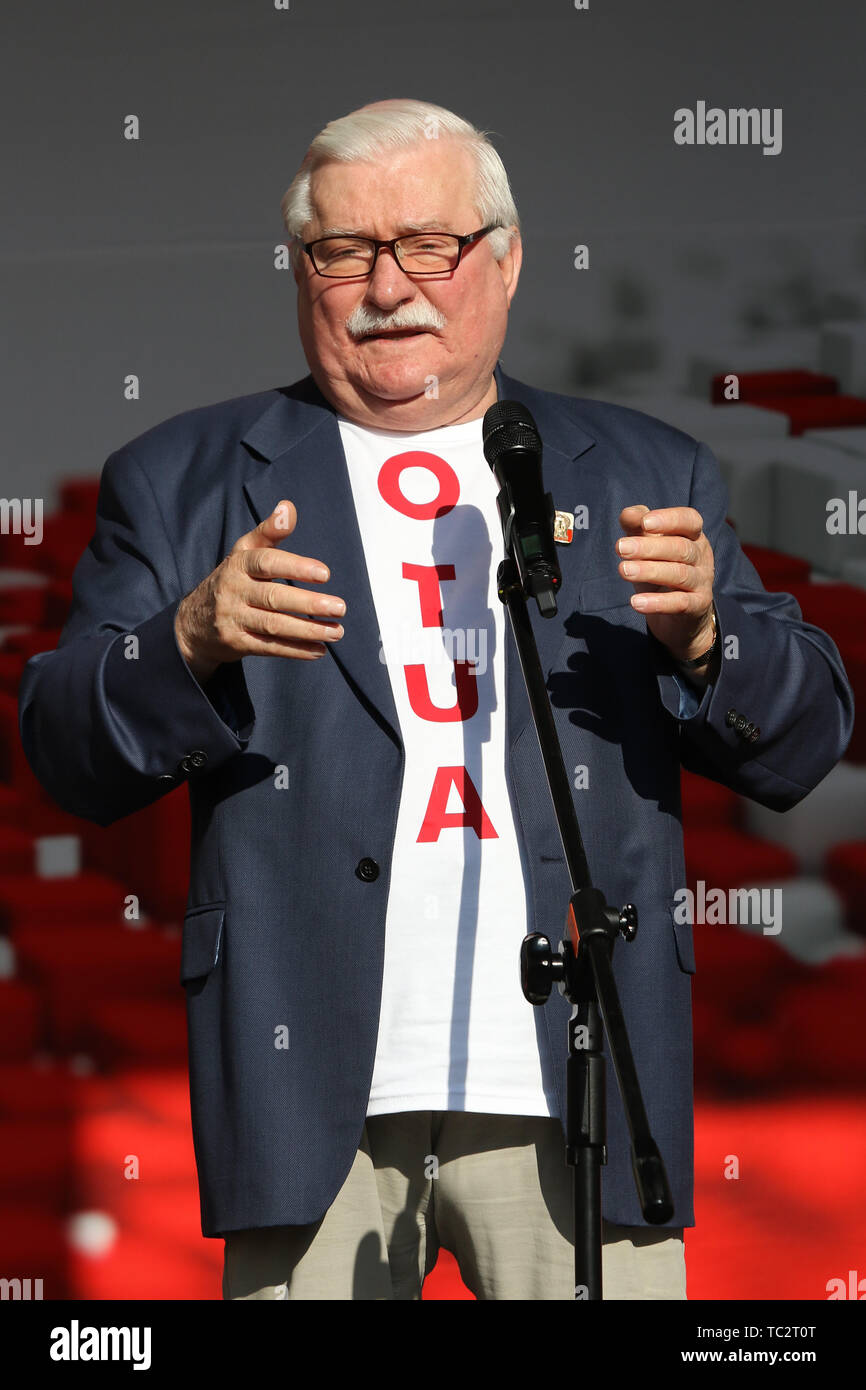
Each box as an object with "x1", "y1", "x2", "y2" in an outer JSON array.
[{"x1": 222, "y1": 1111, "x2": 687, "y2": 1301}]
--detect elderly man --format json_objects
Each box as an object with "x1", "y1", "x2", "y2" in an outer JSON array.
[{"x1": 18, "y1": 98, "x2": 852, "y2": 1302}]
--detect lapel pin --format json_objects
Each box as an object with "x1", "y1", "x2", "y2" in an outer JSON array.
[{"x1": 553, "y1": 510, "x2": 574, "y2": 544}]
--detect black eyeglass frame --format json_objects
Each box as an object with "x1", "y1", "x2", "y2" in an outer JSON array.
[{"x1": 300, "y1": 222, "x2": 502, "y2": 278}]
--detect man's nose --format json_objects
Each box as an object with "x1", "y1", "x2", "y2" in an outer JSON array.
[{"x1": 363, "y1": 245, "x2": 415, "y2": 306}]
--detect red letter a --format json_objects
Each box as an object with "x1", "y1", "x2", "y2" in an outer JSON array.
[{"x1": 417, "y1": 766, "x2": 498, "y2": 842}]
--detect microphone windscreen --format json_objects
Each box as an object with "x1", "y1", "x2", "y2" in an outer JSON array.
[{"x1": 482, "y1": 401, "x2": 540, "y2": 472}]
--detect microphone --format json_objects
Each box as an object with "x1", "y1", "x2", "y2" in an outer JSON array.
[{"x1": 482, "y1": 400, "x2": 561, "y2": 617}]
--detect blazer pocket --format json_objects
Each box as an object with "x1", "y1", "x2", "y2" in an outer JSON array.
[
  {"x1": 671, "y1": 908, "x2": 696, "y2": 975},
  {"x1": 180, "y1": 902, "x2": 225, "y2": 984},
  {"x1": 578, "y1": 572, "x2": 634, "y2": 612}
]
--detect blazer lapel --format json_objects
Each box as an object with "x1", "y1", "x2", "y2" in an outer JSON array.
[
  {"x1": 241, "y1": 363, "x2": 598, "y2": 755},
  {"x1": 243, "y1": 377, "x2": 403, "y2": 747}
]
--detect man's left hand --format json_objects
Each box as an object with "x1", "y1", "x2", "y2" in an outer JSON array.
[{"x1": 617, "y1": 504, "x2": 715, "y2": 664}]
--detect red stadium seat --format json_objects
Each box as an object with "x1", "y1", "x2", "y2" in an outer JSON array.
[
  {"x1": 0, "y1": 1060, "x2": 114, "y2": 1116},
  {"x1": 684, "y1": 826, "x2": 799, "y2": 892},
  {"x1": 0, "y1": 980, "x2": 42, "y2": 1059},
  {"x1": 13, "y1": 923, "x2": 180, "y2": 1050},
  {"x1": 680, "y1": 771, "x2": 741, "y2": 829},
  {"x1": 693, "y1": 931, "x2": 808, "y2": 1091},
  {"x1": 0, "y1": 514, "x2": 93, "y2": 575},
  {"x1": 0, "y1": 784, "x2": 25, "y2": 825},
  {"x1": 0, "y1": 1117, "x2": 74, "y2": 1202},
  {"x1": 0, "y1": 654, "x2": 31, "y2": 697},
  {"x1": 747, "y1": 394, "x2": 866, "y2": 436},
  {"x1": 58, "y1": 478, "x2": 100, "y2": 519},
  {"x1": 0, "y1": 823, "x2": 36, "y2": 873},
  {"x1": 739, "y1": 544, "x2": 811, "y2": 591},
  {"x1": 825, "y1": 842, "x2": 866, "y2": 938},
  {"x1": 0, "y1": 1202, "x2": 72, "y2": 1295},
  {"x1": 0, "y1": 583, "x2": 51, "y2": 628},
  {"x1": 83, "y1": 1000, "x2": 188, "y2": 1068},
  {"x1": 784, "y1": 583, "x2": 866, "y2": 647},
  {"x1": 779, "y1": 957, "x2": 866, "y2": 1083},
  {"x1": 0, "y1": 872, "x2": 130, "y2": 933},
  {"x1": 841, "y1": 642, "x2": 866, "y2": 763},
  {"x1": 3, "y1": 630, "x2": 64, "y2": 660}
]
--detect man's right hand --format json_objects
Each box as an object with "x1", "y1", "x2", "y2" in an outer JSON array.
[{"x1": 174, "y1": 500, "x2": 345, "y2": 684}]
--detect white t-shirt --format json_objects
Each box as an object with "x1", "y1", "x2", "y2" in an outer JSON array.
[{"x1": 340, "y1": 411, "x2": 557, "y2": 1118}]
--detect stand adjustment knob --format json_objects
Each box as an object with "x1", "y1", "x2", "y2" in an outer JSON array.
[
  {"x1": 520, "y1": 933, "x2": 564, "y2": 1004},
  {"x1": 619, "y1": 904, "x2": 638, "y2": 941}
]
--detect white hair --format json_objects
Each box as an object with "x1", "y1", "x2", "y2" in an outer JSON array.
[{"x1": 281, "y1": 98, "x2": 520, "y2": 271}]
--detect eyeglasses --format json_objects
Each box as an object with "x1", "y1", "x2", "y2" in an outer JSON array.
[{"x1": 301, "y1": 223, "x2": 501, "y2": 278}]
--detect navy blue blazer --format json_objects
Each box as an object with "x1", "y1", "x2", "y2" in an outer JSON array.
[{"x1": 18, "y1": 362, "x2": 854, "y2": 1237}]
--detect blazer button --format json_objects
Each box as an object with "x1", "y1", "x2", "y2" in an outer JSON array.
[
  {"x1": 734, "y1": 715, "x2": 747, "y2": 733},
  {"x1": 356, "y1": 857, "x2": 380, "y2": 882},
  {"x1": 725, "y1": 708, "x2": 738, "y2": 728},
  {"x1": 179, "y1": 749, "x2": 208, "y2": 775},
  {"x1": 749, "y1": 726, "x2": 760, "y2": 742}
]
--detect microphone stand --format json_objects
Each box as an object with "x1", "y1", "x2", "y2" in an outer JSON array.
[{"x1": 493, "y1": 491, "x2": 674, "y2": 1301}]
